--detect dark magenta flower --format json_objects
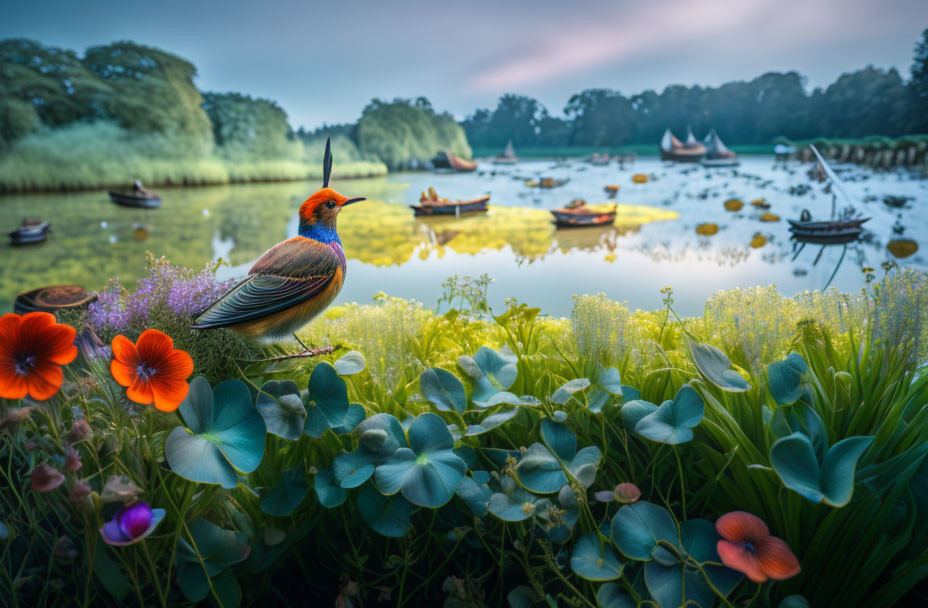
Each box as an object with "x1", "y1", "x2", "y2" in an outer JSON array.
[
  {"x1": 716, "y1": 511, "x2": 801, "y2": 583},
  {"x1": 30, "y1": 464, "x2": 65, "y2": 493},
  {"x1": 100, "y1": 502, "x2": 165, "y2": 546}
]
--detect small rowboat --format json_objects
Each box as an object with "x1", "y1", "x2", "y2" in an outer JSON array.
[
  {"x1": 14, "y1": 284, "x2": 97, "y2": 315},
  {"x1": 787, "y1": 217, "x2": 870, "y2": 232},
  {"x1": 410, "y1": 194, "x2": 490, "y2": 217},
  {"x1": 432, "y1": 151, "x2": 478, "y2": 172},
  {"x1": 9, "y1": 219, "x2": 50, "y2": 245},
  {"x1": 109, "y1": 190, "x2": 162, "y2": 209},
  {"x1": 526, "y1": 177, "x2": 569, "y2": 189},
  {"x1": 660, "y1": 128, "x2": 706, "y2": 162},
  {"x1": 551, "y1": 203, "x2": 617, "y2": 228}
]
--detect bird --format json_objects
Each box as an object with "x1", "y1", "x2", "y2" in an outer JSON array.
[{"x1": 191, "y1": 138, "x2": 364, "y2": 338}]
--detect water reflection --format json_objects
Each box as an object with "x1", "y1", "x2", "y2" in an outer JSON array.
[{"x1": 1, "y1": 157, "x2": 925, "y2": 316}]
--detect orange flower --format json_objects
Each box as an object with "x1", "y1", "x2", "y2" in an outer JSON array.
[
  {"x1": 0, "y1": 312, "x2": 77, "y2": 401},
  {"x1": 716, "y1": 511, "x2": 801, "y2": 583},
  {"x1": 110, "y1": 329, "x2": 193, "y2": 412}
]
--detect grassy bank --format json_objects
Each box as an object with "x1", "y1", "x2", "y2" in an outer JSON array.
[
  {"x1": 472, "y1": 143, "x2": 775, "y2": 159},
  {"x1": 0, "y1": 122, "x2": 387, "y2": 193},
  {"x1": 3, "y1": 257, "x2": 928, "y2": 606}
]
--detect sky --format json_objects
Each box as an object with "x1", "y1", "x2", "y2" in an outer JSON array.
[{"x1": 2, "y1": 0, "x2": 925, "y2": 129}]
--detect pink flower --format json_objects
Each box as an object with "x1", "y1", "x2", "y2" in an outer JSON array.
[
  {"x1": 64, "y1": 447, "x2": 82, "y2": 472},
  {"x1": 30, "y1": 464, "x2": 65, "y2": 493}
]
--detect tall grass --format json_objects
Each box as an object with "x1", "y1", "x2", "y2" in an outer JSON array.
[{"x1": 0, "y1": 122, "x2": 386, "y2": 192}]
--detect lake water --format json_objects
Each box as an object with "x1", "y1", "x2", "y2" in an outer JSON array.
[{"x1": 1, "y1": 156, "x2": 925, "y2": 317}]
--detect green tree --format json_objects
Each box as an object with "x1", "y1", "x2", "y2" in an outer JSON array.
[
  {"x1": 82, "y1": 41, "x2": 212, "y2": 151},
  {"x1": 202, "y1": 92, "x2": 296, "y2": 159},
  {"x1": 912, "y1": 28, "x2": 928, "y2": 99}
]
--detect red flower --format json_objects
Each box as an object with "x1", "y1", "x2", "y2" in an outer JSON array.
[
  {"x1": 716, "y1": 511, "x2": 801, "y2": 583},
  {"x1": 0, "y1": 312, "x2": 77, "y2": 401},
  {"x1": 110, "y1": 330, "x2": 193, "y2": 412}
]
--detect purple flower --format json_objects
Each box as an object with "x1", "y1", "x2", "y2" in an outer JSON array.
[{"x1": 100, "y1": 502, "x2": 165, "y2": 546}]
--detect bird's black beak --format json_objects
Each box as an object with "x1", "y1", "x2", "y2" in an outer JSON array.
[{"x1": 341, "y1": 197, "x2": 365, "y2": 206}]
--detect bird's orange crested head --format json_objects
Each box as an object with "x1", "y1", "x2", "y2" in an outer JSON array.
[
  {"x1": 298, "y1": 187, "x2": 365, "y2": 226},
  {"x1": 297, "y1": 138, "x2": 365, "y2": 231}
]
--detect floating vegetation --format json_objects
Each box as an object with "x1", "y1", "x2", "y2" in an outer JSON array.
[
  {"x1": 724, "y1": 198, "x2": 744, "y2": 211},
  {"x1": 631, "y1": 173, "x2": 649, "y2": 184},
  {"x1": 887, "y1": 239, "x2": 919, "y2": 259},
  {"x1": 750, "y1": 233, "x2": 767, "y2": 248},
  {"x1": 696, "y1": 222, "x2": 719, "y2": 236},
  {"x1": 751, "y1": 198, "x2": 770, "y2": 209},
  {"x1": 760, "y1": 213, "x2": 781, "y2": 222}
]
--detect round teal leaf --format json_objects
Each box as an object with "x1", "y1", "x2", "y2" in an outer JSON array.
[
  {"x1": 374, "y1": 413, "x2": 465, "y2": 507},
  {"x1": 175, "y1": 518, "x2": 250, "y2": 602},
  {"x1": 420, "y1": 367, "x2": 466, "y2": 413},
  {"x1": 568, "y1": 446, "x2": 602, "y2": 487},
  {"x1": 644, "y1": 559, "x2": 715, "y2": 608},
  {"x1": 680, "y1": 519, "x2": 743, "y2": 595},
  {"x1": 314, "y1": 467, "x2": 347, "y2": 508},
  {"x1": 459, "y1": 346, "x2": 517, "y2": 404},
  {"x1": 480, "y1": 392, "x2": 541, "y2": 408},
  {"x1": 354, "y1": 413, "x2": 408, "y2": 457},
  {"x1": 465, "y1": 406, "x2": 520, "y2": 436},
  {"x1": 552, "y1": 378, "x2": 591, "y2": 405},
  {"x1": 260, "y1": 466, "x2": 309, "y2": 516},
  {"x1": 303, "y1": 363, "x2": 364, "y2": 438},
  {"x1": 357, "y1": 482, "x2": 415, "y2": 537},
  {"x1": 455, "y1": 474, "x2": 492, "y2": 516},
  {"x1": 610, "y1": 501, "x2": 679, "y2": 561},
  {"x1": 770, "y1": 432, "x2": 873, "y2": 507},
  {"x1": 255, "y1": 380, "x2": 306, "y2": 440},
  {"x1": 689, "y1": 341, "x2": 750, "y2": 392},
  {"x1": 516, "y1": 443, "x2": 568, "y2": 493},
  {"x1": 334, "y1": 350, "x2": 366, "y2": 375},
  {"x1": 634, "y1": 385, "x2": 704, "y2": 444},
  {"x1": 596, "y1": 366, "x2": 623, "y2": 395},
  {"x1": 620, "y1": 399, "x2": 658, "y2": 431},
  {"x1": 621, "y1": 385, "x2": 641, "y2": 401},
  {"x1": 541, "y1": 418, "x2": 578, "y2": 460},
  {"x1": 597, "y1": 583, "x2": 636, "y2": 608},
  {"x1": 768, "y1": 353, "x2": 809, "y2": 405},
  {"x1": 570, "y1": 532, "x2": 624, "y2": 581},
  {"x1": 333, "y1": 450, "x2": 376, "y2": 489},
  {"x1": 165, "y1": 377, "x2": 266, "y2": 489},
  {"x1": 488, "y1": 478, "x2": 550, "y2": 522},
  {"x1": 780, "y1": 595, "x2": 811, "y2": 608}
]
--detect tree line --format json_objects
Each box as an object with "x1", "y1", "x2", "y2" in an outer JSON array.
[{"x1": 463, "y1": 29, "x2": 928, "y2": 151}]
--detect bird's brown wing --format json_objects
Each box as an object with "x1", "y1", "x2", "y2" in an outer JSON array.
[{"x1": 191, "y1": 237, "x2": 341, "y2": 330}]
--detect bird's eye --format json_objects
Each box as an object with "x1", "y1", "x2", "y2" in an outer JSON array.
[{"x1": 324, "y1": 200, "x2": 337, "y2": 209}]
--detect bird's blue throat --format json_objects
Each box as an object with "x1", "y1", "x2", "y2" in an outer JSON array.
[{"x1": 299, "y1": 221, "x2": 341, "y2": 245}]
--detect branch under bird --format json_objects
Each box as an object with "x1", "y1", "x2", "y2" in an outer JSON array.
[{"x1": 191, "y1": 138, "x2": 364, "y2": 338}]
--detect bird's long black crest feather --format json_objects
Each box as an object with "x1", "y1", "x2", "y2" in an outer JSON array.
[{"x1": 323, "y1": 137, "x2": 333, "y2": 188}]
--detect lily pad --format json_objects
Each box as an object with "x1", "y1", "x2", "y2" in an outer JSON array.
[
  {"x1": 768, "y1": 353, "x2": 809, "y2": 405},
  {"x1": 634, "y1": 385, "x2": 704, "y2": 444},
  {"x1": 334, "y1": 350, "x2": 366, "y2": 375},
  {"x1": 570, "y1": 532, "x2": 624, "y2": 581},
  {"x1": 165, "y1": 377, "x2": 266, "y2": 489},
  {"x1": 374, "y1": 413, "x2": 466, "y2": 507},
  {"x1": 770, "y1": 432, "x2": 873, "y2": 507},
  {"x1": 419, "y1": 367, "x2": 466, "y2": 413},
  {"x1": 689, "y1": 341, "x2": 750, "y2": 392},
  {"x1": 260, "y1": 467, "x2": 308, "y2": 516},
  {"x1": 303, "y1": 363, "x2": 366, "y2": 438},
  {"x1": 610, "y1": 501, "x2": 678, "y2": 561},
  {"x1": 255, "y1": 380, "x2": 306, "y2": 440}
]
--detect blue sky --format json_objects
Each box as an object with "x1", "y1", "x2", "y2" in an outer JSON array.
[{"x1": 3, "y1": 0, "x2": 925, "y2": 128}]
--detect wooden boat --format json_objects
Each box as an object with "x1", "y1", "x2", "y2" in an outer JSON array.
[
  {"x1": 701, "y1": 129, "x2": 739, "y2": 167},
  {"x1": 14, "y1": 284, "x2": 97, "y2": 315},
  {"x1": 526, "y1": 177, "x2": 569, "y2": 189},
  {"x1": 410, "y1": 188, "x2": 490, "y2": 217},
  {"x1": 551, "y1": 201, "x2": 617, "y2": 228},
  {"x1": 660, "y1": 128, "x2": 706, "y2": 162},
  {"x1": 787, "y1": 217, "x2": 870, "y2": 233},
  {"x1": 9, "y1": 219, "x2": 50, "y2": 245},
  {"x1": 493, "y1": 140, "x2": 518, "y2": 165},
  {"x1": 109, "y1": 182, "x2": 162, "y2": 209},
  {"x1": 432, "y1": 151, "x2": 478, "y2": 172}
]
